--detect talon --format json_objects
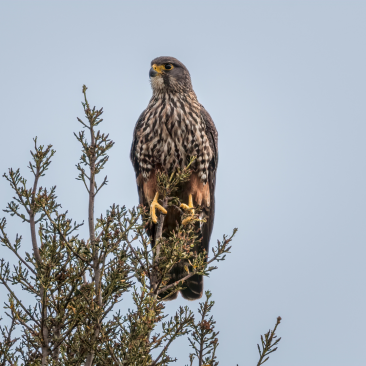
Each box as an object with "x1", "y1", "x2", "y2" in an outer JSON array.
[
  {"x1": 150, "y1": 192, "x2": 167, "y2": 224},
  {"x1": 180, "y1": 194, "x2": 195, "y2": 225}
]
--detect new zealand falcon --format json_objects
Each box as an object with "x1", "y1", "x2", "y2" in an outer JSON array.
[{"x1": 130, "y1": 56, "x2": 218, "y2": 300}]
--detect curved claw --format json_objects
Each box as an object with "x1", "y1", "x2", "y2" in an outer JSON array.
[
  {"x1": 180, "y1": 194, "x2": 195, "y2": 225},
  {"x1": 150, "y1": 192, "x2": 167, "y2": 224}
]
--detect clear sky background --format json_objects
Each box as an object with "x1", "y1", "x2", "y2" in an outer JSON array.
[{"x1": 1, "y1": 1, "x2": 365, "y2": 365}]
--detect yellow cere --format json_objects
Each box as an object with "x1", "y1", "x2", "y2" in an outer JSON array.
[{"x1": 152, "y1": 63, "x2": 174, "y2": 73}]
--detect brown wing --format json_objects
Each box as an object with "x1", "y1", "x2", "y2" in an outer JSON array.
[
  {"x1": 200, "y1": 104, "x2": 218, "y2": 255},
  {"x1": 130, "y1": 111, "x2": 148, "y2": 207},
  {"x1": 130, "y1": 111, "x2": 144, "y2": 177}
]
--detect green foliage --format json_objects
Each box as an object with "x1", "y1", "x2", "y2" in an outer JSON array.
[
  {"x1": 0, "y1": 86, "x2": 281, "y2": 365},
  {"x1": 256, "y1": 317, "x2": 282, "y2": 366},
  {"x1": 187, "y1": 291, "x2": 219, "y2": 366}
]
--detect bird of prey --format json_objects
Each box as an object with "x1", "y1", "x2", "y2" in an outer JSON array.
[{"x1": 130, "y1": 56, "x2": 218, "y2": 300}]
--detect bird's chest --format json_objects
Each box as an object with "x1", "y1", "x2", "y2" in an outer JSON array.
[
  {"x1": 142, "y1": 102, "x2": 202, "y2": 156},
  {"x1": 136, "y1": 96, "x2": 212, "y2": 182}
]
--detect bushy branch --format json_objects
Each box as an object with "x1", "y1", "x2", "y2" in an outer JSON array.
[
  {"x1": 0, "y1": 315, "x2": 20, "y2": 366},
  {"x1": 0, "y1": 86, "x2": 281, "y2": 366}
]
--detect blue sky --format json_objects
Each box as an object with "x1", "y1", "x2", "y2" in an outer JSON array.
[{"x1": 1, "y1": 1, "x2": 366, "y2": 365}]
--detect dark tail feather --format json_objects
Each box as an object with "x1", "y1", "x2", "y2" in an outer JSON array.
[
  {"x1": 158, "y1": 261, "x2": 203, "y2": 301},
  {"x1": 159, "y1": 273, "x2": 203, "y2": 301},
  {"x1": 180, "y1": 274, "x2": 203, "y2": 300},
  {"x1": 180, "y1": 218, "x2": 205, "y2": 300},
  {"x1": 159, "y1": 290, "x2": 179, "y2": 301}
]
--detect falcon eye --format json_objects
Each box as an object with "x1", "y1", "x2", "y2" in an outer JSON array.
[{"x1": 165, "y1": 64, "x2": 173, "y2": 70}]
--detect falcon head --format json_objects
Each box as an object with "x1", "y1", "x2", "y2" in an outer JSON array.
[{"x1": 149, "y1": 56, "x2": 193, "y2": 93}]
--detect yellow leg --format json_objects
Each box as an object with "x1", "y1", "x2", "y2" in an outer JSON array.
[
  {"x1": 150, "y1": 192, "x2": 167, "y2": 224},
  {"x1": 180, "y1": 194, "x2": 195, "y2": 225}
]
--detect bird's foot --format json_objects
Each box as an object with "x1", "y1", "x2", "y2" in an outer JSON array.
[
  {"x1": 150, "y1": 192, "x2": 167, "y2": 224},
  {"x1": 180, "y1": 194, "x2": 195, "y2": 225}
]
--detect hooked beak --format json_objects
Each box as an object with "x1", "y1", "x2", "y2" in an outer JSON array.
[{"x1": 149, "y1": 67, "x2": 158, "y2": 78}]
